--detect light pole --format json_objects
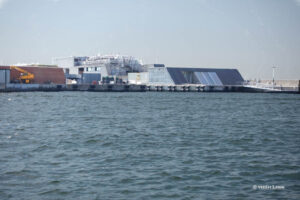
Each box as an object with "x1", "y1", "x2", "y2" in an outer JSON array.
[{"x1": 272, "y1": 66, "x2": 276, "y2": 89}]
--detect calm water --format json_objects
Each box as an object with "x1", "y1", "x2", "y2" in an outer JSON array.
[{"x1": 0, "y1": 92, "x2": 299, "y2": 199}]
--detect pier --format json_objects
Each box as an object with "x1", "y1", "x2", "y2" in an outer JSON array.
[{"x1": 1, "y1": 83, "x2": 299, "y2": 93}]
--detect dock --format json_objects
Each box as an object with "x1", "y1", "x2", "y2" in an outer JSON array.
[{"x1": 1, "y1": 83, "x2": 299, "y2": 93}]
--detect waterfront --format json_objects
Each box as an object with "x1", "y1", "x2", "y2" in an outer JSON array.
[{"x1": 0, "y1": 92, "x2": 299, "y2": 199}]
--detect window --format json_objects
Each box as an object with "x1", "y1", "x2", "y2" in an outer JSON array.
[{"x1": 194, "y1": 72, "x2": 223, "y2": 85}]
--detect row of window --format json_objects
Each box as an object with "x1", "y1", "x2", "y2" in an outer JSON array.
[
  {"x1": 194, "y1": 72, "x2": 223, "y2": 86},
  {"x1": 86, "y1": 67, "x2": 101, "y2": 72}
]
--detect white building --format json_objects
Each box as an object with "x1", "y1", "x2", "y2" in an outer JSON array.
[
  {"x1": 53, "y1": 54, "x2": 145, "y2": 79},
  {"x1": 52, "y1": 56, "x2": 88, "y2": 75}
]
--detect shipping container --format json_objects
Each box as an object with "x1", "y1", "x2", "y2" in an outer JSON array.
[{"x1": 0, "y1": 69, "x2": 10, "y2": 84}]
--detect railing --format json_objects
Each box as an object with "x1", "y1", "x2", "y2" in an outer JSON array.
[{"x1": 243, "y1": 82, "x2": 299, "y2": 92}]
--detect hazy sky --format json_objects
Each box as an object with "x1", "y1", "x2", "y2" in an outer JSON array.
[{"x1": 0, "y1": 0, "x2": 300, "y2": 79}]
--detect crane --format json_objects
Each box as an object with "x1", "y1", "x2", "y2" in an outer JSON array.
[{"x1": 10, "y1": 66, "x2": 35, "y2": 84}]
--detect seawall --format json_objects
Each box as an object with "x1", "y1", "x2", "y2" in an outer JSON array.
[{"x1": 1, "y1": 83, "x2": 299, "y2": 93}]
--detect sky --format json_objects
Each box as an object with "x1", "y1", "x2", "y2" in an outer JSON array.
[{"x1": 0, "y1": 0, "x2": 300, "y2": 80}]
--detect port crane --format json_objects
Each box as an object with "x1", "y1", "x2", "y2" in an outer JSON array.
[{"x1": 10, "y1": 66, "x2": 34, "y2": 83}]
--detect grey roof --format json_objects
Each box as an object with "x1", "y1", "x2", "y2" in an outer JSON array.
[{"x1": 166, "y1": 67, "x2": 244, "y2": 85}]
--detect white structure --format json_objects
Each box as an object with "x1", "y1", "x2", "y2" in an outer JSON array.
[
  {"x1": 83, "y1": 54, "x2": 145, "y2": 77},
  {"x1": 128, "y1": 72, "x2": 149, "y2": 84},
  {"x1": 52, "y1": 56, "x2": 88, "y2": 75},
  {"x1": 148, "y1": 65, "x2": 174, "y2": 85},
  {"x1": 53, "y1": 55, "x2": 145, "y2": 79}
]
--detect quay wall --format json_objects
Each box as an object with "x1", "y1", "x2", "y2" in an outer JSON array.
[
  {"x1": 0, "y1": 83, "x2": 299, "y2": 93},
  {"x1": 0, "y1": 84, "x2": 147, "y2": 92}
]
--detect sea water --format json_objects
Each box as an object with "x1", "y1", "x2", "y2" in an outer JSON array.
[{"x1": 0, "y1": 92, "x2": 299, "y2": 199}]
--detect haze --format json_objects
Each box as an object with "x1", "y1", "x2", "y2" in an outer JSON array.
[{"x1": 0, "y1": 0, "x2": 300, "y2": 80}]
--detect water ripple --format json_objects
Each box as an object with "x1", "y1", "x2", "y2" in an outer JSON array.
[{"x1": 0, "y1": 92, "x2": 299, "y2": 199}]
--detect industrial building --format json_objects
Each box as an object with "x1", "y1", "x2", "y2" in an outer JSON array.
[
  {"x1": 53, "y1": 55, "x2": 244, "y2": 86},
  {"x1": 2, "y1": 60, "x2": 298, "y2": 93},
  {"x1": 0, "y1": 65, "x2": 65, "y2": 84},
  {"x1": 128, "y1": 65, "x2": 244, "y2": 86},
  {"x1": 53, "y1": 55, "x2": 145, "y2": 84},
  {"x1": 166, "y1": 67, "x2": 244, "y2": 85}
]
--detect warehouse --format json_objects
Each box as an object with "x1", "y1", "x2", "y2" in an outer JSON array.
[{"x1": 0, "y1": 65, "x2": 65, "y2": 84}]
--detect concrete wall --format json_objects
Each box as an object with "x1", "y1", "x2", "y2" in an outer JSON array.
[{"x1": 3, "y1": 84, "x2": 65, "y2": 92}]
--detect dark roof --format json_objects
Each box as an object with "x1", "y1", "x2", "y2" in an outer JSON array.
[
  {"x1": 166, "y1": 67, "x2": 244, "y2": 85},
  {"x1": 153, "y1": 64, "x2": 165, "y2": 67}
]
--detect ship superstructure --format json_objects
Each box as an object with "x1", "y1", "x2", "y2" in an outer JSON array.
[{"x1": 82, "y1": 54, "x2": 145, "y2": 76}]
